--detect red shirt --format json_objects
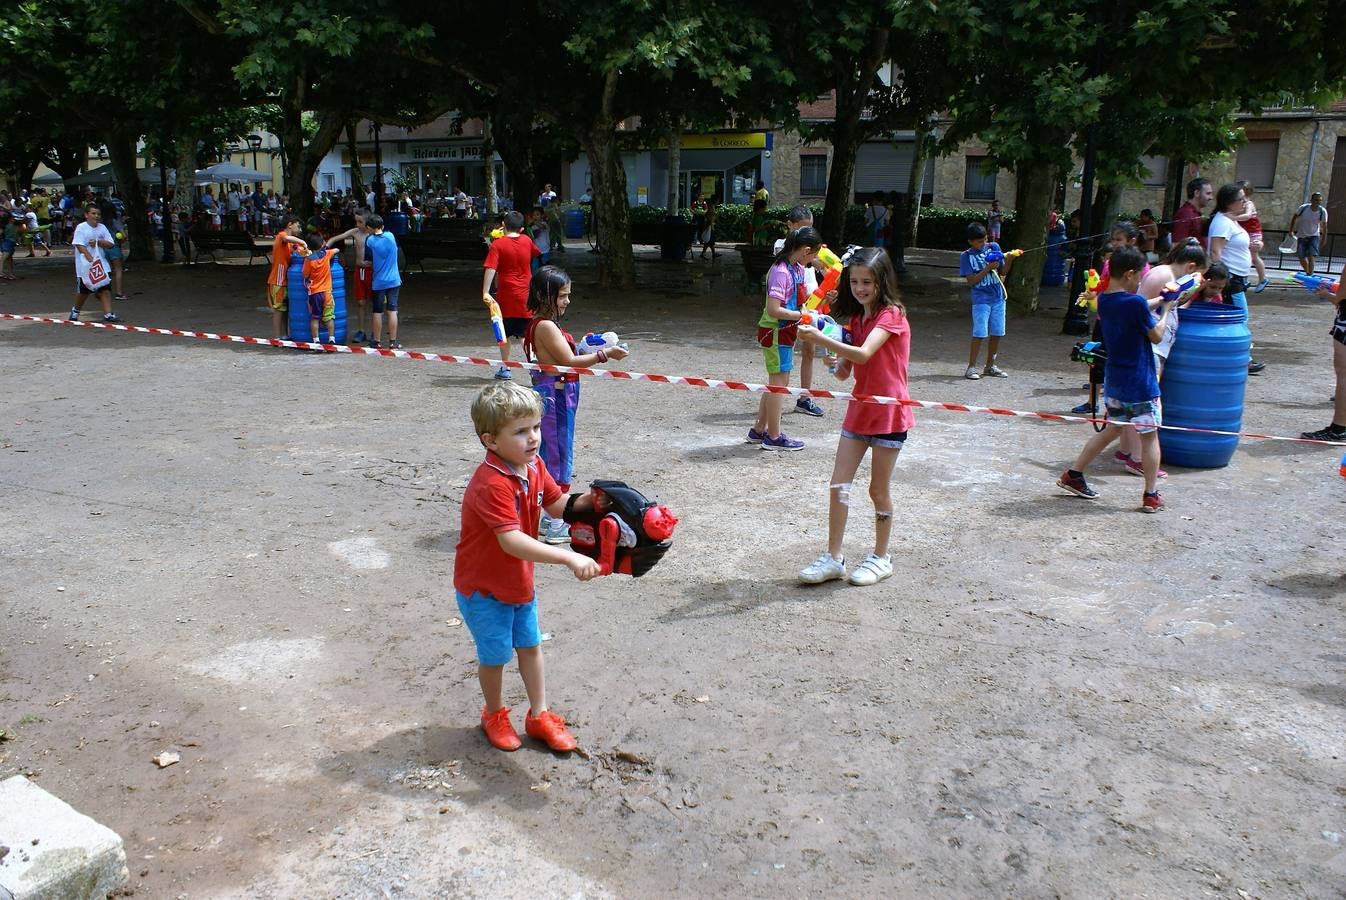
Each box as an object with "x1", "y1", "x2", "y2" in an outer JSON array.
[
  {"x1": 1169, "y1": 201, "x2": 1204, "y2": 246},
  {"x1": 843, "y1": 305, "x2": 914, "y2": 435},
  {"x1": 454, "y1": 451, "x2": 562, "y2": 604},
  {"x1": 483, "y1": 233, "x2": 541, "y2": 318}
]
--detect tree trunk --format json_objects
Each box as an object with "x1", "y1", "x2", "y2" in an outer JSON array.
[
  {"x1": 482, "y1": 118, "x2": 498, "y2": 215},
  {"x1": 174, "y1": 136, "x2": 198, "y2": 226},
  {"x1": 1091, "y1": 183, "x2": 1120, "y2": 232},
  {"x1": 280, "y1": 80, "x2": 344, "y2": 223},
  {"x1": 820, "y1": 26, "x2": 889, "y2": 247},
  {"x1": 345, "y1": 121, "x2": 365, "y2": 205},
  {"x1": 106, "y1": 133, "x2": 150, "y2": 260},
  {"x1": 493, "y1": 116, "x2": 538, "y2": 215},
  {"x1": 1002, "y1": 159, "x2": 1054, "y2": 312},
  {"x1": 281, "y1": 80, "x2": 313, "y2": 220},
  {"x1": 1165, "y1": 157, "x2": 1185, "y2": 222},
  {"x1": 580, "y1": 123, "x2": 634, "y2": 289},
  {"x1": 904, "y1": 125, "x2": 927, "y2": 246},
  {"x1": 667, "y1": 127, "x2": 681, "y2": 215}
]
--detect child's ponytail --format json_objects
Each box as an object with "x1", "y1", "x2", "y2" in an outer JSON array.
[{"x1": 774, "y1": 225, "x2": 822, "y2": 265}]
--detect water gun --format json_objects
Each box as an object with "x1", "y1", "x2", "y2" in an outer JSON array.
[
  {"x1": 1160, "y1": 272, "x2": 1202, "y2": 303},
  {"x1": 1075, "y1": 269, "x2": 1102, "y2": 310},
  {"x1": 806, "y1": 245, "x2": 845, "y2": 311},
  {"x1": 798, "y1": 311, "x2": 845, "y2": 344},
  {"x1": 562, "y1": 480, "x2": 677, "y2": 577},
  {"x1": 983, "y1": 246, "x2": 1024, "y2": 265},
  {"x1": 580, "y1": 331, "x2": 629, "y2": 353},
  {"x1": 1340, "y1": 452, "x2": 1346, "y2": 478},
  {"x1": 485, "y1": 297, "x2": 506, "y2": 348},
  {"x1": 1288, "y1": 272, "x2": 1340, "y2": 294}
]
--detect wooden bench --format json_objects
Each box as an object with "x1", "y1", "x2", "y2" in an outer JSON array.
[
  {"x1": 398, "y1": 232, "x2": 488, "y2": 271},
  {"x1": 736, "y1": 244, "x2": 775, "y2": 283},
  {"x1": 188, "y1": 230, "x2": 272, "y2": 265}
]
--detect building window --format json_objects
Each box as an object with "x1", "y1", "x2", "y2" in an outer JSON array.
[
  {"x1": 1140, "y1": 155, "x2": 1168, "y2": 187},
  {"x1": 964, "y1": 156, "x2": 996, "y2": 201},
  {"x1": 1236, "y1": 138, "x2": 1279, "y2": 189},
  {"x1": 800, "y1": 155, "x2": 828, "y2": 195}
]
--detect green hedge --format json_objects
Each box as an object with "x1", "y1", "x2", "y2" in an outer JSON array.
[
  {"x1": 914, "y1": 206, "x2": 1023, "y2": 251},
  {"x1": 625, "y1": 203, "x2": 869, "y2": 244}
]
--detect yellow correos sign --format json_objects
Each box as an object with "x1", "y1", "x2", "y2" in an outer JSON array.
[{"x1": 679, "y1": 133, "x2": 767, "y2": 150}]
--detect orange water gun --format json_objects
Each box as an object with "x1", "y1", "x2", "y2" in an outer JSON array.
[{"x1": 806, "y1": 245, "x2": 845, "y2": 312}]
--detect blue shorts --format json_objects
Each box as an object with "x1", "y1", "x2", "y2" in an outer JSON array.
[
  {"x1": 1104, "y1": 396, "x2": 1162, "y2": 435},
  {"x1": 840, "y1": 428, "x2": 908, "y2": 450},
  {"x1": 104, "y1": 243, "x2": 122, "y2": 261},
  {"x1": 971, "y1": 300, "x2": 1006, "y2": 339},
  {"x1": 1297, "y1": 235, "x2": 1320, "y2": 258},
  {"x1": 0, "y1": 240, "x2": 14, "y2": 253},
  {"x1": 456, "y1": 590, "x2": 541, "y2": 666},
  {"x1": 371, "y1": 286, "x2": 399, "y2": 313}
]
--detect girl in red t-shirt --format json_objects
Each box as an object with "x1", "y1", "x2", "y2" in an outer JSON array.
[{"x1": 795, "y1": 247, "x2": 912, "y2": 588}]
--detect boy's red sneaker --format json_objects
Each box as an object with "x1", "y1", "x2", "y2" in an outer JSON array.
[
  {"x1": 525, "y1": 709, "x2": 578, "y2": 752},
  {"x1": 481, "y1": 706, "x2": 522, "y2": 751},
  {"x1": 1141, "y1": 491, "x2": 1165, "y2": 514}
]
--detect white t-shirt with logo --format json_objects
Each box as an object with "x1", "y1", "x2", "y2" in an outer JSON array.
[
  {"x1": 1207, "y1": 212, "x2": 1251, "y2": 278},
  {"x1": 72, "y1": 221, "x2": 113, "y2": 288}
]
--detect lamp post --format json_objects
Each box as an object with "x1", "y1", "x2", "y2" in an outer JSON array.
[{"x1": 247, "y1": 133, "x2": 262, "y2": 180}]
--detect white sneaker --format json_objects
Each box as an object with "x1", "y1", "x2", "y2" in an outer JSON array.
[
  {"x1": 964, "y1": 366, "x2": 981, "y2": 380},
  {"x1": 539, "y1": 516, "x2": 571, "y2": 545},
  {"x1": 847, "y1": 554, "x2": 893, "y2": 586},
  {"x1": 799, "y1": 552, "x2": 846, "y2": 584}
]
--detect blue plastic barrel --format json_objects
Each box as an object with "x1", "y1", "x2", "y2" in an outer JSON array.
[
  {"x1": 287, "y1": 255, "x2": 347, "y2": 344},
  {"x1": 1157, "y1": 301, "x2": 1251, "y2": 468},
  {"x1": 564, "y1": 208, "x2": 586, "y2": 239},
  {"x1": 385, "y1": 211, "x2": 409, "y2": 235},
  {"x1": 1041, "y1": 223, "x2": 1067, "y2": 286}
]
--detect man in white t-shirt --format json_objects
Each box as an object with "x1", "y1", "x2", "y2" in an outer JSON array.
[
  {"x1": 773, "y1": 206, "x2": 830, "y2": 417},
  {"x1": 454, "y1": 187, "x2": 469, "y2": 218},
  {"x1": 538, "y1": 183, "x2": 558, "y2": 207},
  {"x1": 1289, "y1": 192, "x2": 1329, "y2": 275},
  {"x1": 69, "y1": 204, "x2": 119, "y2": 323}
]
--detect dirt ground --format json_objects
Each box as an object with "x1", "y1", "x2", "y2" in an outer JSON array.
[{"x1": 1, "y1": 239, "x2": 1343, "y2": 899}]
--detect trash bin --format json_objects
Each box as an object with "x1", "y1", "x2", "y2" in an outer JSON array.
[
  {"x1": 660, "y1": 217, "x2": 693, "y2": 261},
  {"x1": 564, "y1": 208, "x2": 586, "y2": 239},
  {"x1": 385, "y1": 212, "x2": 409, "y2": 236},
  {"x1": 287, "y1": 256, "x2": 347, "y2": 344},
  {"x1": 1041, "y1": 223, "x2": 1068, "y2": 286},
  {"x1": 1158, "y1": 301, "x2": 1251, "y2": 468}
]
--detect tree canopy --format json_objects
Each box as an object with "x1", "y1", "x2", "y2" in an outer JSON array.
[{"x1": 0, "y1": 0, "x2": 1343, "y2": 286}]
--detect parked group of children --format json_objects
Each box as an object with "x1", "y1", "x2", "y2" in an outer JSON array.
[{"x1": 261, "y1": 209, "x2": 403, "y2": 349}]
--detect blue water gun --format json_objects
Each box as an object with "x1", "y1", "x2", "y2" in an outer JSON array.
[
  {"x1": 1160, "y1": 272, "x2": 1202, "y2": 303},
  {"x1": 1288, "y1": 272, "x2": 1340, "y2": 294}
]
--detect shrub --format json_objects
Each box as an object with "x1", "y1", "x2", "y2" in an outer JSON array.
[
  {"x1": 912, "y1": 206, "x2": 1020, "y2": 250},
  {"x1": 619, "y1": 202, "x2": 869, "y2": 245}
]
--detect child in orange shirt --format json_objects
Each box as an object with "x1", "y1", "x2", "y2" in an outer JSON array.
[{"x1": 301, "y1": 234, "x2": 339, "y2": 344}]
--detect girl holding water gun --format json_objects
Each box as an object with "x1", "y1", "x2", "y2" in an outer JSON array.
[
  {"x1": 796, "y1": 247, "x2": 913, "y2": 587},
  {"x1": 523, "y1": 265, "x2": 630, "y2": 544},
  {"x1": 748, "y1": 226, "x2": 823, "y2": 450}
]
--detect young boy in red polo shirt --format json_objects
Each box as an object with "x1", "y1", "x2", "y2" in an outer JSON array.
[{"x1": 455, "y1": 381, "x2": 602, "y2": 751}]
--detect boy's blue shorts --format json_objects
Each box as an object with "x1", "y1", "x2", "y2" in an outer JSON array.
[
  {"x1": 971, "y1": 299, "x2": 1006, "y2": 339},
  {"x1": 456, "y1": 590, "x2": 540, "y2": 666}
]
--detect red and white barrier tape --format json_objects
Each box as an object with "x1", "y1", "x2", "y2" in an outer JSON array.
[{"x1": 3, "y1": 312, "x2": 1344, "y2": 447}]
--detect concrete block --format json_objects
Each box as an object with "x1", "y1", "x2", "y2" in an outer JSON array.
[{"x1": 0, "y1": 776, "x2": 128, "y2": 900}]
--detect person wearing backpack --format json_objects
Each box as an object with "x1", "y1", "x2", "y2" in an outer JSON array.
[{"x1": 1289, "y1": 192, "x2": 1329, "y2": 276}]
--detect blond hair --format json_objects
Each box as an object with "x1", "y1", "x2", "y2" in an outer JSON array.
[{"x1": 471, "y1": 381, "x2": 542, "y2": 438}]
